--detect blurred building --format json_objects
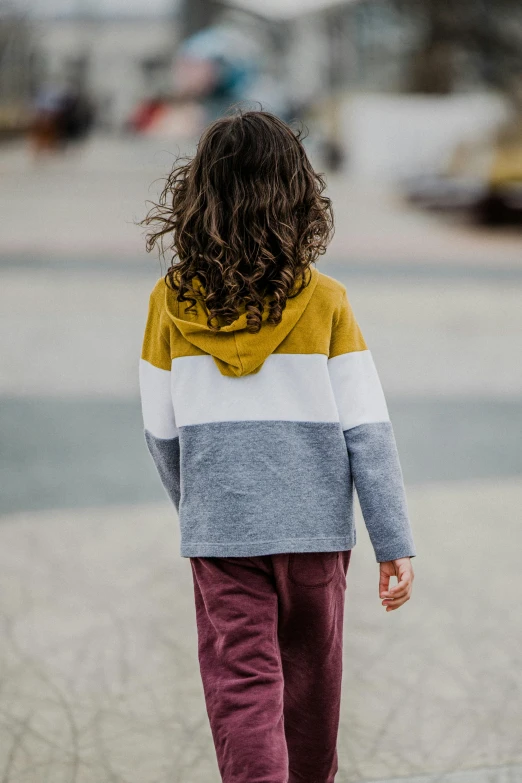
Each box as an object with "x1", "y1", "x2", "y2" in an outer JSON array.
[
  {"x1": 0, "y1": 6, "x2": 34, "y2": 134},
  {"x1": 224, "y1": 0, "x2": 522, "y2": 103},
  {"x1": 223, "y1": 0, "x2": 522, "y2": 186},
  {"x1": 7, "y1": 0, "x2": 522, "y2": 198},
  {"x1": 23, "y1": 0, "x2": 520, "y2": 134}
]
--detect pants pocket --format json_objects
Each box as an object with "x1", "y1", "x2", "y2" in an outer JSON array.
[{"x1": 288, "y1": 551, "x2": 341, "y2": 588}]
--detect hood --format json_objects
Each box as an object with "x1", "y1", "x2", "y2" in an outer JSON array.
[{"x1": 164, "y1": 268, "x2": 319, "y2": 377}]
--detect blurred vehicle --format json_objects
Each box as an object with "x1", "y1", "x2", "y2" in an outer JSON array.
[
  {"x1": 405, "y1": 120, "x2": 522, "y2": 226},
  {"x1": 476, "y1": 133, "x2": 522, "y2": 226}
]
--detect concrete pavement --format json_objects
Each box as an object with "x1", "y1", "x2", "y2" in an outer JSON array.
[
  {"x1": 1, "y1": 480, "x2": 521, "y2": 782},
  {"x1": 1, "y1": 135, "x2": 522, "y2": 269}
]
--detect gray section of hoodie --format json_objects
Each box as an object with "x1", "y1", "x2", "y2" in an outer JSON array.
[
  {"x1": 144, "y1": 431, "x2": 181, "y2": 511},
  {"x1": 144, "y1": 419, "x2": 416, "y2": 562},
  {"x1": 344, "y1": 421, "x2": 417, "y2": 562},
  {"x1": 176, "y1": 420, "x2": 354, "y2": 557}
]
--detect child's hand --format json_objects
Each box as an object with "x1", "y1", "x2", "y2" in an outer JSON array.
[{"x1": 379, "y1": 557, "x2": 414, "y2": 612}]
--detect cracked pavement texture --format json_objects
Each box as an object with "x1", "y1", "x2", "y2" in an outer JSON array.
[{"x1": 1, "y1": 482, "x2": 521, "y2": 782}]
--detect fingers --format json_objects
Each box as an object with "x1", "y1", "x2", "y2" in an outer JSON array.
[
  {"x1": 382, "y1": 593, "x2": 410, "y2": 611},
  {"x1": 378, "y1": 569, "x2": 391, "y2": 598},
  {"x1": 380, "y1": 560, "x2": 413, "y2": 597},
  {"x1": 380, "y1": 558, "x2": 414, "y2": 611},
  {"x1": 385, "y1": 577, "x2": 410, "y2": 599},
  {"x1": 382, "y1": 583, "x2": 412, "y2": 610}
]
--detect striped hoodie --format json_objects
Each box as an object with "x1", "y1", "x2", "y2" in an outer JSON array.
[{"x1": 139, "y1": 267, "x2": 416, "y2": 562}]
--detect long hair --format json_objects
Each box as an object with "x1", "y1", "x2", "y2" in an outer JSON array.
[{"x1": 142, "y1": 109, "x2": 334, "y2": 333}]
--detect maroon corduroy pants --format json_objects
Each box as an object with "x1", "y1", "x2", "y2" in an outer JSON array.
[{"x1": 190, "y1": 550, "x2": 352, "y2": 783}]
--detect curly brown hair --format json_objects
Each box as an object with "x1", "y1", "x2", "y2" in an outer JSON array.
[{"x1": 142, "y1": 109, "x2": 334, "y2": 333}]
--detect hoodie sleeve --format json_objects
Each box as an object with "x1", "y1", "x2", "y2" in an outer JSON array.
[
  {"x1": 139, "y1": 287, "x2": 181, "y2": 511},
  {"x1": 328, "y1": 288, "x2": 416, "y2": 563}
]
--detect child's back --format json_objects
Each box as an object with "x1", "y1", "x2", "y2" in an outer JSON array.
[{"x1": 139, "y1": 110, "x2": 416, "y2": 783}]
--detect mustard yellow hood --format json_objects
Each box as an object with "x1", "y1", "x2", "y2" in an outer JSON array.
[{"x1": 164, "y1": 268, "x2": 319, "y2": 377}]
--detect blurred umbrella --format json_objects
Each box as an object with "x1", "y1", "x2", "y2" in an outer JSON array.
[{"x1": 173, "y1": 24, "x2": 260, "y2": 120}]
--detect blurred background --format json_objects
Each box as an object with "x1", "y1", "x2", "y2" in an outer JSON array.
[{"x1": 1, "y1": 1, "x2": 521, "y2": 781}]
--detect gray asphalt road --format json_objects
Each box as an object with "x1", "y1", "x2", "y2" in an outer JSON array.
[{"x1": 2, "y1": 395, "x2": 521, "y2": 515}]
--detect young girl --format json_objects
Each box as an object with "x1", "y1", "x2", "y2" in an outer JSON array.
[{"x1": 139, "y1": 110, "x2": 416, "y2": 783}]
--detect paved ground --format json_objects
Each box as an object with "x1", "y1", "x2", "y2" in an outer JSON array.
[
  {"x1": 0, "y1": 136, "x2": 521, "y2": 782},
  {"x1": 1, "y1": 135, "x2": 522, "y2": 270}
]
